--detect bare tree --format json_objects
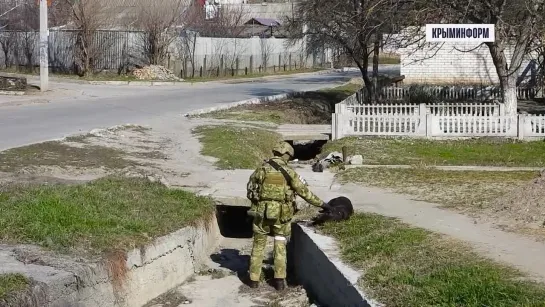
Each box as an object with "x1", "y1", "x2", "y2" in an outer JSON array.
[
  {"x1": 0, "y1": 0, "x2": 32, "y2": 69},
  {"x1": 136, "y1": 0, "x2": 190, "y2": 66},
  {"x1": 286, "y1": 0, "x2": 420, "y2": 102},
  {"x1": 194, "y1": 3, "x2": 249, "y2": 72},
  {"x1": 183, "y1": 2, "x2": 249, "y2": 76},
  {"x1": 428, "y1": 0, "x2": 544, "y2": 116},
  {"x1": 0, "y1": 0, "x2": 27, "y2": 30},
  {"x1": 0, "y1": 32, "x2": 16, "y2": 68},
  {"x1": 62, "y1": 0, "x2": 115, "y2": 76},
  {"x1": 217, "y1": 4, "x2": 250, "y2": 71},
  {"x1": 260, "y1": 37, "x2": 274, "y2": 72}
]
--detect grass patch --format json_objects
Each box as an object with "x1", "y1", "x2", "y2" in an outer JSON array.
[
  {"x1": 338, "y1": 167, "x2": 537, "y2": 210},
  {"x1": 0, "y1": 141, "x2": 136, "y2": 172},
  {"x1": 322, "y1": 137, "x2": 545, "y2": 167},
  {"x1": 320, "y1": 213, "x2": 545, "y2": 306},
  {"x1": 0, "y1": 274, "x2": 29, "y2": 300},
  {"x1": 0, "y1": 176, "x2": 215, "y2": 255},
  {"x1": 192, "y1": 125, "x2": 282, "y2": 169},
  {"x1": 197, "y1": 83, "x2": 360, "y2": 125}
]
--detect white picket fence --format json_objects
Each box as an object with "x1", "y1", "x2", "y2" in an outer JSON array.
[
  {"x1": 358, "y1": 86, "x2": 537, "y2": 102},
  {"x1": 332, "y1": 100, "x2": 545, "y2": 140},
  {"x1": 345, "y1": 102, "x2": 503, "y2": 116}
]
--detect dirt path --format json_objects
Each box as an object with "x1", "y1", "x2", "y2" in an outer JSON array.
[
  {"x1": 3, "y1": 115, "x2": 545, "y2": 303},
  {"x1": 0, "y1": 118, "x2": 312, "y2": 306}
]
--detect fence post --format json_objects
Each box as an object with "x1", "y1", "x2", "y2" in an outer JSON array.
[
  {"x1": 337, "y1": 103, "x2": 348, "y2": 139},
  {"x1": 220, "y1": 55, "x2": 224, "y2": 76},
  {"x1": 425, "y1": 114, "x2": 432, "y2": 138},
  {"x1": 289, "y1": 54, "x2": 292, "y2": 70},
  {"x1": 249, "y1": 55, "x2": 254, "y2": 74},
  {"x1": 418, "y1": 103, "x2": 427, "y2": 135},
  {"x1": 278, "y1": 54, "x2": 281, "y2": 70},
  {"x1": 235, "y1": 57, "x2": 239, "y2": 76},
  {"x1": 331, "y1": 113, "x2": 338, "y2": 140},
  {"x1": 203, "y1": 56, "x2": 207, "y2": 77},
  {"x1": 182, "y1": 59, "x2": 188, "y2": 79},
  {"x1": 499, "y1": 103, "x2": 505, "y2": 116},
  {"x1": 518, "y1": 114, "x2": 525, "y2": 140}
]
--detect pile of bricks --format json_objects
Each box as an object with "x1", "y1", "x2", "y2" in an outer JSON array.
[{"x1": 0, "y1": 76, "x2": 27, "y2": 91}]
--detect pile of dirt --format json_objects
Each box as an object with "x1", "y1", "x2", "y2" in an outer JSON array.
[
  {"x1": 486, "y1": 169, "x2": 545, "y2": 230},
  {"x1": 0, "y1": 75, "x2": 27, "y2": 91},
  {"x1": 132, "y1": 65, "x2": 182, "y2": 81}
]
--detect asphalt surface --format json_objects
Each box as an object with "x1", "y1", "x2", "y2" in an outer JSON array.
[{"x1": 0, "y1": 66, "x2": 399, "y2": 151}]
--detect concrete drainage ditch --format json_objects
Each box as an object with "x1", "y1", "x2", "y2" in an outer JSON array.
[{"x1": 4, "y1": 198, "x2": 370, "y2": 307}]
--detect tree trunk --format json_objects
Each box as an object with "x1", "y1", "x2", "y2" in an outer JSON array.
[
  {"x1": 500, "y1": 74, "x2": 518, "y2": 116},
  {"x1": 357, "y1": 56, "x2": 373, "y2": 103},
  {"x1": 487, "y1": 42, "x2": 520, "y2": 117},
  {"x1": 372, "y1": 34, "x2": 380, "y2": 103}
]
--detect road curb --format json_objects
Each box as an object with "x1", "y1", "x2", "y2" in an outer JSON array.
[
  {"x1": 291, "y1": 222, "x2": 381, "y2": 306},
  {"x1": 182, "y1": 76, "x2": 360, "y2": 117},
  {"x1": 0, "y1": 90, "x2": 25, "y2": 96},
  {"x1": 182, "y1": 91, "x2": 306, "y2": 117}
]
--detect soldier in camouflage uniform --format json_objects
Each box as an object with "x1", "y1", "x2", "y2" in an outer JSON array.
[{"x1": 246, "y1": 141, "x2": 330, "y2": 291}]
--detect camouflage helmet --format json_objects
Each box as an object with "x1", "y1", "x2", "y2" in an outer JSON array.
[{"x1": 272, "y1": 141, "x2": 294, "y2": 158}]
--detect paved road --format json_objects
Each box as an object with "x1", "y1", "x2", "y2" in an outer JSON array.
[{"x1": 0, "y1": 66, "x2": 399, "y2": 150}]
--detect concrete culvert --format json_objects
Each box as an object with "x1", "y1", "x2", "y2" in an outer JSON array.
[
  {"x1": 288, "y1": 140, "x2": 328, "y2": 161},
  {"x1": 215, "y1": 204, "x2": 254, "y2": 239}
]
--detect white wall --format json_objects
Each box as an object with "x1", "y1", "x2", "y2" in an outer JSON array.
[
  {"x1": 171, "y1": 35, "x2": 325, "y2": 75},
  {"x1": 399, "y1": 41, "x2": 538, "y2": 85}
]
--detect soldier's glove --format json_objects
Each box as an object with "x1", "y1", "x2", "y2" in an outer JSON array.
[{"x1": 319, "y1": 202, "x2": 333, "y2": 213}]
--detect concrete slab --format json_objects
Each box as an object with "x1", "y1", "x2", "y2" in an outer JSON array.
[{"x1": 276, "y1": 124, "x2": 332, "y2": 141}]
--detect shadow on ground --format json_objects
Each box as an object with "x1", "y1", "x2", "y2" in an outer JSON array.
[{"x1": 212, "y1": 203, "x2": 305, "y2": 290}]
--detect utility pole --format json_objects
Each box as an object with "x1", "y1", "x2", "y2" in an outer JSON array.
[{"x1": 39, "y1": 0, "x2": 49, "y2": 92}]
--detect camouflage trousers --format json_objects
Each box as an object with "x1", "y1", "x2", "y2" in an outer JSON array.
[{"x1": 248, "y1": 214, "x2": 292, "y2": 282}]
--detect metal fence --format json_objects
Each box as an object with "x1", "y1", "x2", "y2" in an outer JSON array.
[
  {"x1": 0, "y1": 30, "x2": 144, "y2": 72},
  {"x1": 0, "y1": 30, "x2": 327, "y2": 76}
]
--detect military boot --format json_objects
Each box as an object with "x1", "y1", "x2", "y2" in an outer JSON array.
[{"x1": 272, "y1": 278, "x2": 286, "y2": 291}]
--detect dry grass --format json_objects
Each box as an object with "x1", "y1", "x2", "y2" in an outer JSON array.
[
  {"x1": 337, "y1": 167, "x2": 537, "y2": 211},
  {"x1": 0, "y1": 141, "x2": 138, "y2": 172},
  {"x1": 322, "y1": 137, "x2": 545, "y2": 167},
  {"x1": 320, "y1": 213, "x2": 545, "y2": 306},
  {"x1": 196, "y1": 84, "x2": 361, "y2": 125}
]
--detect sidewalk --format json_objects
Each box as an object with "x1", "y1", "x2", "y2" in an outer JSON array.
[{"x1": 345, "y1": 164, "x2": 544, "y2": 172}]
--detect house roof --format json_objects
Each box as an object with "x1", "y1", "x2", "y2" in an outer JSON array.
[{"x1": 245, "y1": 17, "x2": 281, "y2": 27}]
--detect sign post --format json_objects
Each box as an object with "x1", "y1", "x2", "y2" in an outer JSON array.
[{"x1": 39, "y1": 0, "x2": 49, "y2": 92}]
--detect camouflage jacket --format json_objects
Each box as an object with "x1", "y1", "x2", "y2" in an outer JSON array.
[{"x1": 246, "y1": 157, "x2": 324, "y2": 208}]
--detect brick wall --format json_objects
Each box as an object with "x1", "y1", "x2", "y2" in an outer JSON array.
[{"x1": 399, "y1": 41, "x2": 538, "y2": 85}]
